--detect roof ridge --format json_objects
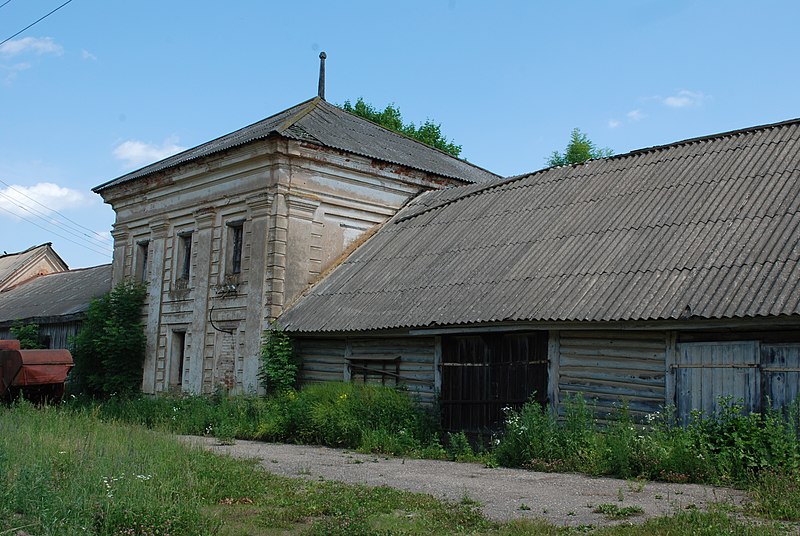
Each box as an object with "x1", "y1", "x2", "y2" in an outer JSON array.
[
  {"x1": 94, "y1": 97, "x2": 319, "y2": 192},
  {"x1": 274, "y1": 97, "x2": 322, "y2": 133},
  {"x1": 397, "y1": 117, "x2": 800, "y2": 223},
  {"x1": 0, "y1": 242, "x2": 52, "y2": 259},
  {"x1": 321, "y1": 99, "x2": 501, "y2": 178}
]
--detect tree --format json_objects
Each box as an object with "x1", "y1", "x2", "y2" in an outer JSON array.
[
  {"x1": 10, "y1": 321, "x2": 43, "y2": 349},
  {"x1": 70, "y1": 279, "x2": 147, "y2": 398},
  {"x1": 340, "y1": 97, "x2": 462, "y2": 157},
  {"x1": 547, "y1": 128, "x2": 613, "y2": 167}
]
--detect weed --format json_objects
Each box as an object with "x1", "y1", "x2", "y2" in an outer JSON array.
[{"x1": 593, "y1": 503, "x2": 644, "y2": 520}]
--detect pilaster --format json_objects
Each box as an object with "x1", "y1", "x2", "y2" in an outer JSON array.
[
  {"x1": 142, "y1": 219, "x2": 169, "y2": 394},
  {"x1": 109, "y1": 224, "x2": 129, "y2": 285},
  {"x1": 242, "y1": 193, "x2": 271, "y2": 393},
  {"x1": 188, "y1": 207, "x2": 216, "y2": 393}
]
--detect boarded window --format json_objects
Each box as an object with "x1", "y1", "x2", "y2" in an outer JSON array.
[{"x1": 348, "y1": 357, "x2": 399, "y2": 386}]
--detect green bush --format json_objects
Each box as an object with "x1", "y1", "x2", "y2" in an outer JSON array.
[
  {"x1": 77, "y1": 382, "x2": 442, "y2": 457},
  {"x1": 495, "y1": 394, "x2": 800, "y2": 485},
  {"x1": 258, "y1": 324, "x2": 297, "y2": 394},
  {"x1": 70, "y1": 279, "x2": 147, "y2": 398}
]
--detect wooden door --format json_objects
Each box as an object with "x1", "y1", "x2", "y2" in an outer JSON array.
[
  {"x1": 440, "y1": 332, "x2": 548, "y2": 434},
  {"x1": 674, "y1": 341, "x2": 760, "y2": 424}
]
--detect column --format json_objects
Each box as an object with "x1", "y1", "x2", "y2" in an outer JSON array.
[{"x1": 187, "y1": 207, "x2": 216, "y2": 393}]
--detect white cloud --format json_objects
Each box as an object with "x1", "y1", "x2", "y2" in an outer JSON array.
[
  {"x1": 626, "y1": 109, "x2": 645, "y2": 121},
  {"x1": 0, "y1": 62, "x2": 31, "y2": 83},
  {"x1": 113, "y1": 137, "x2": 187, "y2": 168},
  {"x1": 0, "y1": 37, "x2": 63, "y2": 58},
  {"x1": 81, "y1": 49, "x2": 97, "y2": 61},
  {"x1": 661, "y1": 90, "x2": 708, "y2": 108},
  {"x1": 0, "y1": 182, "x2": 90, "y2": 219},
  {"x1": 608, "y1": 119, "x2": 621, "y2": 129}
]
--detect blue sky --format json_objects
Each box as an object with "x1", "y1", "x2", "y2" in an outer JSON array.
[{"x1": 1, "y1": 0, "x2": 798, "y2": 268}]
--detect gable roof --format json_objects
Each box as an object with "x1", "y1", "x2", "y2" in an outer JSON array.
[
  {"x1": 280, "y1": 118, "x2": 800, "y2": 333},
  {"x1": 0, "y1": 264, "x2": 111, "y2": 325},
  {"x1": 0, "y1": 243, "x2": 68, "y2": 291},
  {"x1": 94, "y1": 97, "x2": 498, "y2": 193}
]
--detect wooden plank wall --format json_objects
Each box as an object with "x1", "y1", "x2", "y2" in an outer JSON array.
[
  {"x1": 296, "y1": 336, "x2": 437, "y2": 404},
  {"x1": 558, "y1": 330, "x2": 667, "y2": 419}
]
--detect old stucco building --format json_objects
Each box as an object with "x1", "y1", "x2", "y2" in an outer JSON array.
[{"x1": 93, "y1": 95, "x2": 496, "y2": 394}]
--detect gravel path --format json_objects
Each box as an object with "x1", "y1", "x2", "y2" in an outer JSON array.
[{"x1": 182, "y1": 436, "x2": 748, "y2": 527}]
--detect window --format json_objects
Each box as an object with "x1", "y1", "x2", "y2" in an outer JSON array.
[
  {"x1": 227, "y1": 220, "x2": 244, "y2": 275},
  {"x1": 348, "y1": 357, "x2": 399, "y2": 386},
  {"x1": 177, "y1": 232, "x2": 192, "y2": 281},
  {"x1": 169, "y1": 330, "x2": 187, "y2": 388},
  {"x1": 136, "y1": 240, "x2": 149, "y2": 283}
]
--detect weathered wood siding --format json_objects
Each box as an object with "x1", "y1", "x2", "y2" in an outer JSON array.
[
  {"x1": 296, "y1": 336, "x2": 436, "y2": 404},
  {"x1": 558, "y1": 330, "x2": 667, "y2": 419},
  {"x1": 674, "y1": 341, "x2": 760, "y2": 422},
  {"x1": 762, "y1": 344, "x2": 800, "y2": 411},
  {"x1": 0, "y1": 321, "x2": 81, "y2": 350}
]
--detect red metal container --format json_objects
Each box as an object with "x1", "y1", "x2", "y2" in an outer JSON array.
[{"x1": 0, "y1": 341, "x2": 74, "y2": 403}]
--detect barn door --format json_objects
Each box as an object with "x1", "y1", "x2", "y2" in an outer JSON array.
[
  {"x1": 440, "y1": 332, "x2": 548, "y2": 434},
  {"x1": 761, "y1": 344, "x2": 800, "y2": 411},
  {"x1": 674, "y1": 341, "x2": 760, "y2": 424}
]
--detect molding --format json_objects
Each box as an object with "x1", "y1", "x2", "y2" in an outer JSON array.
[
  {"x1": 194, "y1": 207, "x2": 217, "y2": 228},
  {"x1": 150, "y1": 219, "x2": 170, "y2": 238},
  {"x1": 286, "y1": 194, "x2": 320, "y2": 221}
]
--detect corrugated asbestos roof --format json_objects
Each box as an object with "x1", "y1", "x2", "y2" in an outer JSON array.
[
  {"x1": 93, "y1": 98, "x2": 498, "y2": 192},
  {"x1": 281, "y1": 118, "x2": 800, "y2": 332},
  {"x1": 0, "y1": 264, "x2": 111, "y2": 324}
]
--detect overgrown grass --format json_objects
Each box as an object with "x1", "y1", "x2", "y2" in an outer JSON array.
[
  {"x1": 495, "y1": 394, "x2": 800, "y2": 487},
  {"x1": 67, "y1": 382, "x2": 800, "y2": 524},
  {"x1": 77, "y1": 382, "x2": 443, "y2": 457},
  {"x1": 1, "y1": 401, "x2": 789, "y2": 535}
]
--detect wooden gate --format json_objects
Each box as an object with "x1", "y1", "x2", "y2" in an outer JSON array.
[
  {"x1": 762, "y1": 344, "x2": 800, "y2": 411},
  {"x1": 440, "y1": 332, "x2": 548, "y2": 434},
  {"x1": 674, "y1": 341, "x2": 760, "y2": 423}
]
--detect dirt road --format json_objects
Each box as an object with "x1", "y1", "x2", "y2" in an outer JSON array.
[{"x1": 183, "y1": 436, "x2": 747, "y2": 527}]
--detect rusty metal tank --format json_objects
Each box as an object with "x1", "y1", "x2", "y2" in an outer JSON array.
[{"x1": 0, "y1": 339, "x2": 74, "y2": 403}]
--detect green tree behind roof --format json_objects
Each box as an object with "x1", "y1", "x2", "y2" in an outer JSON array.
[
  {"x1": 341, "y1": 97, "x2": 462, "y2": 157},
  {"x1": 547, "y1": 128, "x2": 613, "y2": 167}
]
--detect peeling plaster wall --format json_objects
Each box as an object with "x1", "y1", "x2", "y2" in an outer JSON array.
[{"x1": 100, "y1": 137, "x2": 463, "y2": 394}]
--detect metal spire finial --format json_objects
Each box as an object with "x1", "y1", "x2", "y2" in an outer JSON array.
[{"x1": 318, "y1": 51, "x2": 327, "y2": 100}]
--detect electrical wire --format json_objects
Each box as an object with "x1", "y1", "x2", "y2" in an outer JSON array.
[
  {"x1": 0, "y1": 1, "x2": 14, "y2": 11},
  {"x1": 0, "y1": 0, "x2": 73, "y2": 48},
  {"x1": 0, "y1": 189, "x2": 112, "y2": 253},
  {"x1": 0, "y1": 178, "x2": 110, "y2": 248},
  {"x1": 0, "y1": 204, "x2": 111, "y2": 257}
]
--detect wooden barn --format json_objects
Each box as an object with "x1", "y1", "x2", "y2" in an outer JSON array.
[
  {"x1": 280, "y1": 118, "x2": 800, "y2": 433},
  {"x1": 0, "y1": 265, "x2": 112, "y2": 349}
]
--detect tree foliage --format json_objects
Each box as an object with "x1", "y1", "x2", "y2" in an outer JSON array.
[
  {"x1": 547, "y1": 128, "x2": 613, "y2": 167},
  {"x1": 10, "y1": 321, "x2": 43, "y2": 349},
  {"x1": 340, "y1": 97, "x2": 462, "y2": 157},
  {"x1": 258, "y1": 323, "x2": 297, "y2": 394},
  {"x1": 71, "y1": 279, "x2": 147, "y2": 398}
]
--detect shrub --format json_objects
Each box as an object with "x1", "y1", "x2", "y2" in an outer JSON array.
[
  {"x1": 70, "y1": 279, "x2": 147, "y2": 398},
  {"x1": 495, "y1": 394, "x2": 800, "y2": 485},
  {"x1": 258, "y1": 323, "x2": 297, "y2": 394},
  {"x1": 9, "y1": 321, "x2": 43, "y2": 349}
]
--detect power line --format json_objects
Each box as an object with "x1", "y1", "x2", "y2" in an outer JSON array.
[
  {"x1": 0, "y1": 204, "x2": 111, "y2": 257},
  {"x1": 0, "y1": 189, "x2": 112, "y2": 252},
  {"x1": 0, "y1": 0, "x2": 74, "y2": 48},
  {"x1": 0, "y1": 1, "x2": 14, "y2": 11},
  {"x1": 0, "y1": 178, "x2": 110, "y2": 248}
]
